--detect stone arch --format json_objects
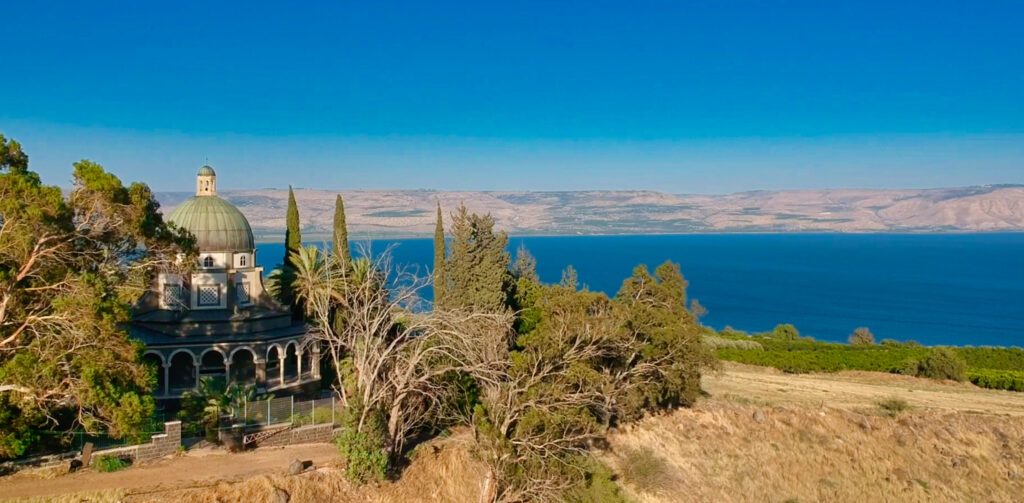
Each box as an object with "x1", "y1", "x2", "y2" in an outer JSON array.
[
  {"x1": 229, "y1": 347, "x2": 257, "y2": 385},
  {"x1": 266, "y1": 344, "x2": 283, "y2": 387},
  {"x1": 142, "y1": 352, "x2": 165, "y2": 395},
  {"x1": 199, "y1": 348, "x2": 227, "y2": 381},
  {"x1": 284, "y1": 342, "x2": 299, "y2": 382},
  {"x1": 169, "y1": 350, "x2": 197, "y2": 393}
]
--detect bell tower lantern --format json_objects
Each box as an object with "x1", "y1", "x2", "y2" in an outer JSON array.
[{"x1": 196, "y1": 165, "x2": 217, "y2": 196}]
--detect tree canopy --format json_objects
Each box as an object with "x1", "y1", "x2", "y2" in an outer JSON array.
[
  {"x1": 0, "y1": 135, "x2": 194, "y2": 458},
  {"x1": 437, "y1": 204, "x2": 510, "y2": 313}
]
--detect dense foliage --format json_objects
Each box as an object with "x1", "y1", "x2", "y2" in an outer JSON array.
[
  {"x1": 0, "y1": 135, "x2": 194, "y2": 459},
  {"x1": 287, "y1": 203, "x2": 711, "y2": 502},
  {"x1": 713, "y1": 327, "x2": 1024, "y2": 391}
]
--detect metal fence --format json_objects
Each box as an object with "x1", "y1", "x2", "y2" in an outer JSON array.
[{"x1": 236, "y1": 395, "x2": 339, "y2": 427}]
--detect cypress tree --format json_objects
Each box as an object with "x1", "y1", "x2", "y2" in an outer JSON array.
[
  {"x1": 333, "y1": 194, "x2": 351, "y2": 265},
  {"x1": 433, "y1": 202, "x2": 446, "y2": 306},
  {"x1": 282, "y1": 186, "x2": 302, "y2": 311}
]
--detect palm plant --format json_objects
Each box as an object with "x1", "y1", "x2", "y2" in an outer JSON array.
[{"x1": 180, "y1": 377, "x2": 256, "y2": 441}]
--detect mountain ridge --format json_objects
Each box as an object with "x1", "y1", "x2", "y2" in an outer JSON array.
[{"x1": 155, "y1": 185, "x2": 1024, "y2": 240}]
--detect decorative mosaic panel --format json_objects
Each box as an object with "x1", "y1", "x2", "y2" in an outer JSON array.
[
  {"x1": 197, "y1": 285, "x2": 220, "y2": 306},
  {"x1": 162, "y1": 284, "x2": 183, "y2": 308},
  {"x1": 236, "y1": 282, "x2": 250, "y2": 304}
]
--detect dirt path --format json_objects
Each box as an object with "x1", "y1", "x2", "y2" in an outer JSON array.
[
  {"x1": 0, "y1": 443, "x2": 339, "y2": 501},
  {"x1": 705, "y1": 361, "x2": 1024, "y2": 416}
]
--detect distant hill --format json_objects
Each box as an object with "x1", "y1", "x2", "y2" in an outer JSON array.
[{"x1": 155, "y1": 185, "x2": 1024, "y2": 241}]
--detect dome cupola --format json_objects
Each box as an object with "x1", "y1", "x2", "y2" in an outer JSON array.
[
  {"x1": 196, "y1": 165, "x2": 217, "y2": 195},
  {"x1": 167, "y1": 166, "x2": 254, "y2": 252}
]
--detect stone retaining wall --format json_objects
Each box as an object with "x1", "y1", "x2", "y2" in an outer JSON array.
[
  {"x1": 247, "y1": 423, "x2": 335, "y2": 447},
  {"x1": 89, "y1": 421, "x2": 181, "y2": 465}
]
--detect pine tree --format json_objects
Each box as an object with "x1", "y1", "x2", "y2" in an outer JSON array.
[
  {"x1": 333, "y1": 194, "x2": 351, "y2": 265},
  {"x1": 442, "y1": 204, "x2": 510, "y2": 313},
  {"x1": 433, "y1": 202, "x2": 446, "y2": 306}
]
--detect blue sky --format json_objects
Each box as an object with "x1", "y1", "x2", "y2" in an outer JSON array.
[{"x1": 2, "y1": 1, "x2": 1022, "y2": 193}]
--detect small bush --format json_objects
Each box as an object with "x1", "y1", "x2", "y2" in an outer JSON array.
[
  {"x1": 916, "y1": 348, "x2": 968, "y2": 382},
  {"x1": 704, "y1": 335, "x2": 763, "y2": 350},
  {"x1": 93, "y1": 454, "x2": 130, "y2": 473},
  {"x1": 876, "y1": 397, "x2": 910, "y2": 418},
  {"x1": 564, "y1": 461, "x2": 629, "y2": 503},
  {"x1": 769, "y1": 324, "x2": 800, "y2": 341},
  {"x1": 292, "y1": 407, "x2": 335, "y2": 426},
  {"x1": 619, "y1": 447, "x2": 671, "y2": 493},
  {"x1": 848, "y1": 327, "x2": 875, "y2": 346},
  {"x1": 335, "y1": 410, "x2": 388, "y2": 484}
]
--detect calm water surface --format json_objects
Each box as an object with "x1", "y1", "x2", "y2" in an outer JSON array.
[{"x1": 257, "y1": 234, "x2": 1024, "y2": 347}]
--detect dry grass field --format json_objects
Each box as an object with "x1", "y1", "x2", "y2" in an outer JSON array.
[{"x1": 4, "y1": 363, "x2": 1023, "y2": 502}]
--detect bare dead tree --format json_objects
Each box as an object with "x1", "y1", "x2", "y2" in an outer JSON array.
[{"x1": 293, "y1": 243, "x2": 514, "y2": 457}]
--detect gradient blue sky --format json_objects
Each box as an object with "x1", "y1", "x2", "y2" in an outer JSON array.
[{"x1": 2, "y1": 1, "x2": 1022, "y2": 193}]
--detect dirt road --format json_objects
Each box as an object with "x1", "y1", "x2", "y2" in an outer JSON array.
[{"x1": 0, "y1": 443, "x2": 339, "y2": 501}]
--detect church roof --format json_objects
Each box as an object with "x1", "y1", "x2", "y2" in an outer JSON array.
[
  {"x1": 197, "y1": 165, "x2": 216, "y2": 176},
  {"x1": 167, "y1": 195, "x2": 254, "y2": 252}
]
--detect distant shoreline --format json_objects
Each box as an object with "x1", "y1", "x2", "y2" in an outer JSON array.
[{"x1": 253, "y1": 229, "x2": 1024, "y2": 245}]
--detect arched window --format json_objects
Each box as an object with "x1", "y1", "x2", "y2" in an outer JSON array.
[
  {"x1": 239, "y1": 255, "x2": 246, "y2": 266},
  {"x1": 203, "y1": 256, "x2": 214, "y2": 268}
]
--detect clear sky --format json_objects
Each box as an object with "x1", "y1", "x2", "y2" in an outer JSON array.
[{"x1": 2, "y1": 1, "x2": 1022, "y2": 193}]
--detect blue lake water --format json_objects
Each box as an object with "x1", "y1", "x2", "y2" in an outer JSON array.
[{"x1": 256, "y1": 234, "x2": 1024, "y2": 347}]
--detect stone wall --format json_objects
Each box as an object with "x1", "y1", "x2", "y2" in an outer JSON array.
[
  {"x1": 89, "y1": 421, "x2": 181, "y2": 465},
  {"x1": 246, "y1": 423, "x2": 334, "y2": 448}
]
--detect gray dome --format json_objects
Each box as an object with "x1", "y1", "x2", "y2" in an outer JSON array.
[
  {"x1": 167, "y1": 196, "x2": 254, "y2": 252},
  {"x1": 197, "y1": 165, "x2": 216, "y2": 176}
]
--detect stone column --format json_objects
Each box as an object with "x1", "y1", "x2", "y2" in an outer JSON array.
[
  {"x1": 313, "y1": 343, "x2": 321, "y2": 379},
  {"x1": 255, "y1": 358, "x2": 266, "y2": 387},
  {"x1": 224, "y1": 359, "x2": 232, "y2": 384},
  {"x1": 162, "y1": 362, "x2": 171, "y2": 397},
  {"x1": 296, "y1": 349, "x2": 304, "y2": 379}
]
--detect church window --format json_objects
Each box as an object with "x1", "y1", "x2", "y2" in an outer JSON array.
[
  {"x1": 198, "y1": 285, "x2": 220, "y2": 306},
  {"x1": 203, "y1": 256, "x2": 214, "y2": 268},
  {"x1": 236, "y1": 282, "x2": 250, "y2": 304},
  {"x1": 240, "y1": 255, "x2": 246, "y2": 266},
  {"x1": 163, "y1": 284, "x2": 183, "y2": 308}
]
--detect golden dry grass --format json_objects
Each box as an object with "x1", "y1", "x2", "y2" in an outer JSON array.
[{"x1": 606, "y1": 399, "x2": 1024, "y2": 503}]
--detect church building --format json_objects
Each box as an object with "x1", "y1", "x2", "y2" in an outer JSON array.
[{"x1": 132, "y1": 166, "x2": 318, "y2": 400}]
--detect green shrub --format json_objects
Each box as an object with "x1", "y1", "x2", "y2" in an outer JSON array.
[
  {"x1": 769, "y1": 324, "x2": 800, "y2": 341},
  {"x1": 967, "y1": 369, "x2": 1024, "y2": 391},
  {"x1": 335, "y1": 410, "x2": 388, "y2": 484},
  {"x1": 619, "y1": 447, "x2": 671, "y2": 493},
  {"x1": 876, "y1": 397, "x2": 910, "y2": 418},
  {"x1": 916, "y1": 348, "x2": 967, "y2": 382},
  {"x1": 93, "y1": 454, "x2": 130, "y2": 472},
  {"x1": 292, "y1": 407, "x2": 335, "y2": 426},
  {"x1": 564, "y1": 461, "x2": 629, "y2": 503}
]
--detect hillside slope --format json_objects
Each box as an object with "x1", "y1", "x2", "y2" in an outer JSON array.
[
  {"x1": 157, "y1": 185, "x2": 1024, "y2": 239},
  {"x1": 6, "y1": 363, "x2": 1023, "y2": 503}
]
